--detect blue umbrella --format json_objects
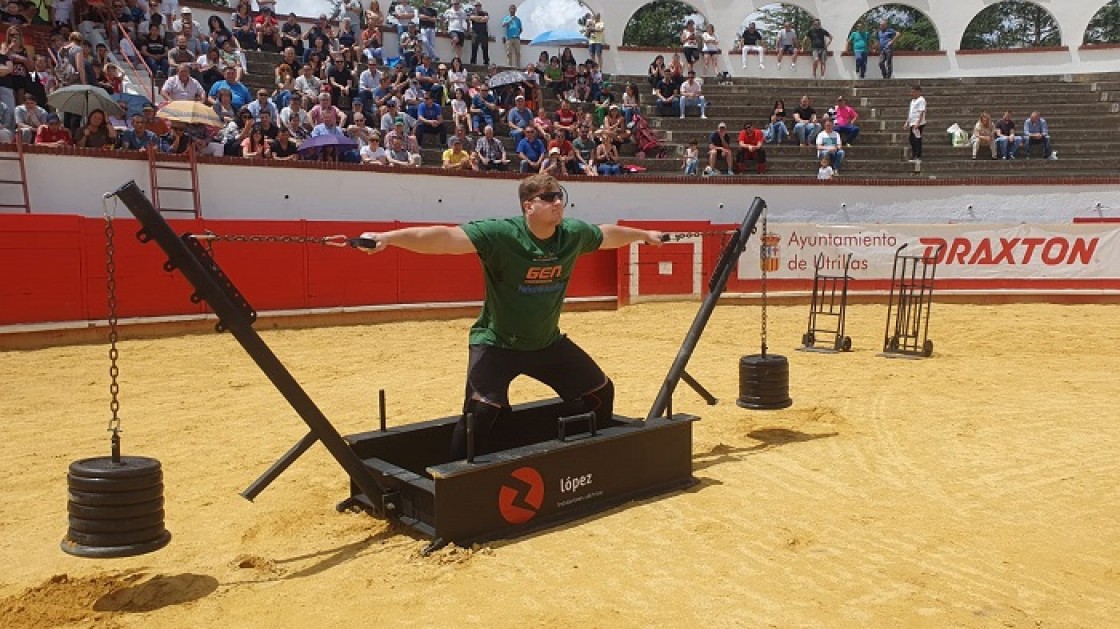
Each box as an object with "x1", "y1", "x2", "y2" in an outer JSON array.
[
  {"x1": 297, "y1": 132, "x2": 358, "y2": 155},
  {"x1": 529, "y1": 29, "x2": 589, "y2": 47},
  {"x1": 112, "y1": 92, "x2": 154, "y2": 118}
]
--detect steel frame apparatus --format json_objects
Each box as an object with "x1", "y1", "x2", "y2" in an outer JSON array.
[
  {"x1": 800, "y1": 252, "x2": 854, "y2": 353},
  {"x1": 109, "y1": 180, "x2": 765, "y2": 551},
  {"x1": 881, "y1": 242, "x2": 944, "y2": 359}
]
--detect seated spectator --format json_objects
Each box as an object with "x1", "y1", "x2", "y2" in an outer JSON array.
[
  {"x1": 539, "y1": 146, "x2": 565, "y2": 176},
  {"x1": 232, "y1": 4, "x2": 255, "y2": 50},
  {"x1": 118, "y1": 114, "x2": 159, "y2": 150},
  {"x1": 14, "y1": 93, "x2": 47, "y2": 144},
  {"x1": 593, "y1": 132, "x2": 621, "y2": 175},
  {"x1": 360, "y1": 132, "x2": 388, "y2": 165},
  {"x1": 792, "y1": 95, "x2": 820, "y2": 146},
  {"x1": 161, "y1": 62, "x2": 205, "y2": 102},
  {"x1": 414, "y1": 91, "x2": 446, "y2": 147},
  {"x1": 169, "y1": 35, "x2": 198, "y2": 77},
  {"x1": 765, "y1": 99, "x2": 789, "y2": 144},
  {"x1": 140, "y1": 23, "x2": 170, "y2": 78},
  {"x1": 280, "y1": 95, "x2": 313, "y2": 139},
  {"x1": 442, "y1": 136, "x2": 473, "y2": 170},
  {"x1": 706, "y1": 121, "x2": 733, "y2": 176},
  {"x1": 255, "y1": 8, "x2": 281, "y2": 51},
  {"x1": 358, "y1": 57, "x2": 382, "y2": 105},
  {"x1": 198, "y1": 48, "x2": 225, "y2": 92},
  {"x1": 281, "y1": 13, "x2": 304, "y2": 57},
  {"x1": 241, "y1": 124, "x2": 271, "y2": 158},
  {"x1": 516, "y1": 125, "x2": 545, "y2": 173},
  {"x1": 833, "y1": 96, "x2": 860, "y2": 144},
  {"x1": 678, "y1": 70, "x2": 707, "y2": 120},
  {"x1": 141, "y1": 103, "x2": 169, "y2": 137},
  {"x1": 191, "y1": 128, "x2": 225, "y2": 156},
  {"x1": 448, "y1": 88, "x2": 472, "y2": 134},
  {"x1": 213, "y1": 88, "x2": 239, "y2": 125},
  {"x1": 531, "y1": 106, "x2": 553, "y2": 143},
  {"x1": 218, "y1": 38, "x2": 246, "y2": 83},
  {"x1": 75, "y1": 109, "x2": 117, "y2": 149},
  {"x1": 383, "y1": 117, "x2": 419, "y2": 154},
  {"x1": 994, "y1": 111, "x2": 1022, "y2": 160},
  {"x1": 971, "y1": 112, "x2": 998, "y2": 160},
  {"x1": 598, "y1": 105, "x2": 629, "y2": 146},
  {"x1": 257, "y1": 111, "x2": 280, "y2": 140},
  {"x1": 311, "y1": 109, "x2": 346, "y2": 137},
  {"x1": 246, "y1": 88, "x2": 279, "y2": 122},
  {"x1": 309, "y1": 92, "x2": 346, "y2": 127},
  {"x1": 292, "y1": 66, "x2": 321, "y2": 105},
  {"x1": 161, "y1": 122, "x2": 191, "y2": 154},
  {"x1": 473, "y1": 124, "x2": 509, "y2": 171},
  {"x1": 447, "y1": 125, "x2": 474, "y2": 152},
  {"x1": 814, "y1": 117, "x2": 843, "y2": 175},
  {"x1": 506, "y1": 95, "x2": 533, "y2": 141},
  {"x1": 402, "y1": 78, "x2": 425, "y2": 119},
  {"x1": 208, "y1": 66, "x2": 251, "y2": 111},
  {"x1": 471, "y1": 84, "x2": 500, "y2": 135},
  {"x1": 554, "y1": 99, "x2": 579, "y2": 138},
  {"x1": 346, "y1": 111, "x2": 375, "y2": 149},
  {"x1": 385, "y1": 133, "x2": 420, "y2": 167},
  {"x1": 736, "y1": 120, "x2": 768, "y2": 175},
  {"x1": 1022, "y1": 111, "x2": 1055, "y2": 159},
  {"x1": 549, "y1": 129, "x2": 591, "y2": 176},
  {"x1": 653, "y1": 68, "x2": 680, "y2": 117}
]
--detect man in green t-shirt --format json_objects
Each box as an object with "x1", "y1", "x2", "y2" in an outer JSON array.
[{"x1": 359, "y1": 174, "x2": 664, "y2": 459}]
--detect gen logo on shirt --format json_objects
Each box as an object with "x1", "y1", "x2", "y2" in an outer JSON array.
[{"x1": 525, "y1": 264, "x2": 563, "y2": 282}]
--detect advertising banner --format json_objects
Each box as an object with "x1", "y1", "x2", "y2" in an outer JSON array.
[{"x1": 734, "y1": 223, "x2": 1120, "y2": 282}]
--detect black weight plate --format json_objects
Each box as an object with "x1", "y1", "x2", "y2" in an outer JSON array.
[
  {"x1": 68, "y1": 498, "x2": 163, "y2": 519},
  {"x1": 740, "y1": 354, "x2": 791, "y2": 366},
  {"x1": 68, "y1": 457, "x2": 162, "y2": 479},
  {"x1": 68, "y1": 484, "x2": 164, "y2": 506},
  {"x1": 737, "y1": 399, "x2": 794, "y2": 410},
  {"x1": 737, "y1": 396, "x2": 793, "y2": 405},
  {"x1": 61, "y1": 530, "x2": 171, "y2": 559},
  {"x1": 738, "y1": 382, "x2": 791, "y2": 393},
  {"x1": 69, "y1": 511, "x2": 166, "y2": 534},
  {"x1": 67, "y1": 471, "x2": 162, "y2": 493},
  {"x1": 64, "y1": 524, "x2": 168, "y2": 547}
]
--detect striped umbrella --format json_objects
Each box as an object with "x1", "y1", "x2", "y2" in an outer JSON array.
[{"x1": 157, "y1": 100, "x2": 224, "y2": 128}]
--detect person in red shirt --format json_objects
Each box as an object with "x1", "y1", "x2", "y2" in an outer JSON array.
[
  {"x1": 547, "y1": 129, "x2": 590, "y2": 175},
  {"x1": 554, "y1": 99, "x2": 578, "y2": 138},
  {"x1": 735, "y1": 120, "x2": 767, "y2": 175},
  {"x1": 255, "y1": 8, "x2": 281, "y2": 51},
  {"x1": 35, "y1": 114, "x2": 73, "y2": 146}
]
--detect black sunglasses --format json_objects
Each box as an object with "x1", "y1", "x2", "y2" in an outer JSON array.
[{"x1": 533, "y1": 191, "x2": 565, "y2": 203}]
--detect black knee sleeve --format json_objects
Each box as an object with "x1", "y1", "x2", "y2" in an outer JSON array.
[
  {"x1": 450, "y1": 399, "x2": 502, "y2": 460},
  {"x1": 581, "y1": 378, "x2": 614, "y2": 426}
]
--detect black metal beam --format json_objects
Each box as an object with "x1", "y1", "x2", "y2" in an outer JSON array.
[
  {"x1": 647, "y1": 197, "x2": 766, "y2": 420},
  {"x1": 111, "y1": 180, "x2": 386, "y2": 506}
]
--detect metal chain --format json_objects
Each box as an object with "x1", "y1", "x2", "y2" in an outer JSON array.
[
  {"x1": 190, "y1": 232, "x2": 350, "y2": 245},
  {"x1": 760, "y1": 209, "x2": 768, "y2": 357},
  {"x1": 103, "y1": 196, "x2": 122, "y2": 459}
]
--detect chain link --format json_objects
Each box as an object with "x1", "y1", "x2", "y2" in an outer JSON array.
[
  {"x1": 191, "y1": 232, "x2": 350, "y2": 246},
  {"x1": 760, "y1": 209, "x2": 768, "y2": 357},
  {"x1": 103, "y1": 198, "x2": 122, "y2": 443}
]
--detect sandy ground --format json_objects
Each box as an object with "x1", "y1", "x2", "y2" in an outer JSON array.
[{"x1": 1, "y1": 302, "x2": 1119, "y2": 628}]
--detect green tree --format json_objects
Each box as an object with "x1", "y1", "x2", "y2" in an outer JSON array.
[
  {"x1": 1084, "y1": 0, "x2": 1120, "y2": 44},
  {"x1": 961, "y1": 0, "x2": 1060, "y2": 50},
  {"x1": 850, "y1": 5, "x2": 939, "y2": 51},
  {"x1": 622, "y1": 1, "x2": 701, "y2": 48},
  {"x1": 746, "y1": 3, "x2": 816, "y2": 44}
]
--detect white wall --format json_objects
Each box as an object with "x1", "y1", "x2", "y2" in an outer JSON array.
[{"x1": 9, "y1": 152, "x2": 1119, "y2": 225}]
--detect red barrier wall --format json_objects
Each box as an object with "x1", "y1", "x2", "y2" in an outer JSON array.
[{"x1": 0, "y1": 215, "x2": 620, "y2": 326}]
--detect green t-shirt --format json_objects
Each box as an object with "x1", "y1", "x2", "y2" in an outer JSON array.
[
  {"x1": 461, "y1": 216, "x2": 603, "y2": 350},
  {"x1": 849, "y1": 31, "x2": 871, "y2": 53}
]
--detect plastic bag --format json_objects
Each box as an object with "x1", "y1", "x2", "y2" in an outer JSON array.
[{"x1": 946, "y1": 123, "x2": 967, "y2": 147}]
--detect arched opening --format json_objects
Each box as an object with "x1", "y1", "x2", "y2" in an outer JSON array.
[
  {"x1": 512, "y1": 0, "x2": 596, "y2": 41},
  {"x1": 960, "y1": 0, "x2": 1061, "y2": 50},
  {"x1": 622, "y1": 0, "x2": 704, "y2": 47},
  {"x1": 1084, "y1": 0, "x2": 1120, "y2": 45},
  {"x1": 738, "y1": 3, "x2": 817, "y2": 45},
  {"x1": 849, "y1": 4, "x2": 939, "y2": 51}
]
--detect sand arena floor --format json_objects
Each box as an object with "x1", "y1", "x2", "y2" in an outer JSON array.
[{"x1": 1, "y1": 302, "x2": 1118, "y2": 628}]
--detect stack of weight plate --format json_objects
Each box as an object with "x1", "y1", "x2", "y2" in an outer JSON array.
[
  {"x1": 62, "y1": 456, "x2": 171, "y2": 558},
  {"x1": 736, "y1": 354, "x2": 793, "y2": 410}
]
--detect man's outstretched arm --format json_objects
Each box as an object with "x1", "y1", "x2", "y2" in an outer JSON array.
[
  {"x1": 599, "y1": 224, "x2": 664, "y2": 249},
  {"x1": 358, "y1": 226, "x2": 477, "y2": 254}
]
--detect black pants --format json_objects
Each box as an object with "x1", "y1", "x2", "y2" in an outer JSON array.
[
  {"x1": 471, "y1": 37, "x2": 489, "y2": 65},
  {"x1": 909, "y1": 125, "x2": 924, "y2": 159},
  {"x1": 450, "y1": 337, "x2": 612, "y2": 459}
]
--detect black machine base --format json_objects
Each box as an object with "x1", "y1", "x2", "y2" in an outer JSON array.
[{"x1": 344, "y1": 399, "x2": 698, "y2": 549}]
